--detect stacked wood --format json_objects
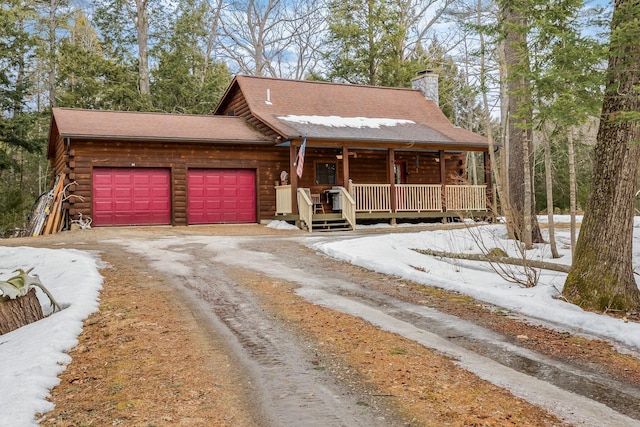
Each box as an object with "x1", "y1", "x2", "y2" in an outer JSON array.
[
  {"x1": 0, "y1": 288, "x2": 44, "y2": 335},
  {"x1": 26, "y1": 174, "x2": 67, "y2": 236}
]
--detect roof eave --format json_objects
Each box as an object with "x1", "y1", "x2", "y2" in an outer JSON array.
[
  {"x1": 47, "y1": 113, "x2": 58, "y2": 159},
  {"x1": 60, "y1": 134, "x2": 275, "y2": 145},
  {"x1": 290, "y1": 136, "x2": 490, "y2": 151},
  {"x1": 212, "y1": 75, "x2": 240, "y2": 115}
]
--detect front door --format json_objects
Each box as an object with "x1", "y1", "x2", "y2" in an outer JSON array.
[{"x1": 394, "y1": 161, "x2": 407, "y2": 184}]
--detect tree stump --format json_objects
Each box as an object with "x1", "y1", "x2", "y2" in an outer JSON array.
[{"x1": 0, "y1": 288, "x2": 44, "y2": 335}]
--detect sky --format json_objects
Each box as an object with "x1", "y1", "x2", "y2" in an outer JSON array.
[{"x1": 2, "y1": 215, "x2": 640, "y2": 425}]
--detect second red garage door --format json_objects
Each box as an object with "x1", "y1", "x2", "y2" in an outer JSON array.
[{"x1": 188, "y1": 169, "x2": 256, "y2": 224}]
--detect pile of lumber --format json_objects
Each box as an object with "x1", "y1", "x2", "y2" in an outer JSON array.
[{"x1": 26, "y1": 174, "x2": 67, "y2": 236}]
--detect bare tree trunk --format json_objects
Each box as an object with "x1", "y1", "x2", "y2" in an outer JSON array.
[
  {"x1": 124, "y1": 0, "x2": 150, "y2": 96},
  {"x1": 463, "y1": 40, "x2": 478, "y2": 185},
  {"x1": 136, "y1": 0, "x2": 149, "y2": 95},
  {"x1": 543, "y1": 129, "x2": 559, "y2": 258},
  {"x1": 478, "y1": 0, "x2": 506, "y2": 217},
  {"x1": 467, "y1": 152, "x2": 478, "y2": 185},
  {"x1": 564, "y1": 0, "x2": 640, "y2": 312},
  {"x1": 522, "y1": 127, "x2": 533, "y2": 249},
  {"x1": 414, "y1": 248, "x2": 570, "y2": 273},
  {"x1": 220, "y1": 0, "x2": 291, "y2": 77},
  {"x1": 49, "y1": 0, "x2": 57, "y2": 107},
  {"x1": 567, "y1": 128, "x2": 577, "y2": 256},
  {"x1": 0, "y1": 289, "x2": 44, "y2": 335},
  {"x1": 201, "y1": 0, "x2": 224, "y2": 86},
  {"x1": 366, "y1": 0, "x2": 376, "y2": 85},
  {"x1": 496, "y1": 40, "x2": 510, "y2": 221},
  {"x1": 501, "y1": 1, "x2": 543, "y2": 245}
]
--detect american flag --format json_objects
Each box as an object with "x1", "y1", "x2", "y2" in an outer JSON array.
[{"x1": 296, "y1": 137, "x2": 306, "y2": 178}]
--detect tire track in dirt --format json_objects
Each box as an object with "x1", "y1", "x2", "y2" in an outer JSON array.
[
  {"x1": 214, "y1": 235, "x2": 640, "y2": 426},
  {"x1": 103, "y1": 232, "x2": 640, "y2": 426},
  {"x1": 124, "y1": 241, "x2": 394, "y2": 427}
]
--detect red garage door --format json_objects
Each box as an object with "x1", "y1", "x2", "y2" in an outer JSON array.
[
  {"x1": 188, "y1": 169, "x2": 256, "y2": 224},
  {"x1": 93, "y1": 168, "x2": 171, "y2": 226}
]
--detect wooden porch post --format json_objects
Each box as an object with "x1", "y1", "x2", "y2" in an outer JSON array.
[
  {"x1": 484, "y1": 150, "x2": 492, "y2": 187},
  {"x1": 342, "y1": 146, "x2": 350, "y2": 188},
  {"x1": 290, "y1": 141, "x2": 298, "y2": 214},
  {"x1": 484, "y1": 150, "x2": 493, "y2": 211},
  {"x1": 389, "y1": 148, "x2": 396, "y2": 223},
  {"x1": 439, "y1": 150, "x2": 446, "y2": 222}
]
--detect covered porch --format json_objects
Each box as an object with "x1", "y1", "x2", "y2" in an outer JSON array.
[{"x1": 273, "y1": 142, "x2": 492, "y2": 232}]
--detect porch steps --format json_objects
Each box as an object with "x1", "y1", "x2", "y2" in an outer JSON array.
[
  {"x1": 312, "y1": 217, "x2": 352, "y2": 232},
  {"x1": 302, "y1": 215, "x2": 353, "y2": 232}
]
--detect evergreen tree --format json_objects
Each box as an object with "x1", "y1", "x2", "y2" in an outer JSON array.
[
  {"x1": 324, "y1": 0, "x2": 400, "y2": 86},
  {"x1": 527, "y1": 0, "x2": 606, "y2": 255},
  {"x1": 56, "y1": 11, "x2": 140, "y2": 110},
  {"x1": 497, "y1": 0, "x2": 542, "y2": 247},
  {"x1": 93, "y1": 0, "x2": 170, "y2": 108},
  {"x1": 151, "y1": 0, "x2": 230, "y2": 114},
  {"x1": 564, "y1": 0, "x2": 640, "y2": 311},
  {"x1": 323, "y1": 0, "x2": 466, "y2": 121},
  {"x1": 0, "y1": 0, "x2": 49, "y2": 233}
]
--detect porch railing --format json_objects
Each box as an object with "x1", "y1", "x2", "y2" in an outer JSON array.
[
  {"x1": 275, "y1": 185, "x2": 292, "y2": 214},
  {"x1": 276, "y1": 184, "x2": 488, "y2": 223},
  {"x1": 396, "y1": 184, "x2": 442, "y2": 212},
  {"x1": 445, "y1": 185, "x2": 487, "y2": 211},
  {"x1": 338, "y1": 187, "x2": 356, "y2": 230},
  {"x1": 349, "y1": 183, "x2": 391, "y2": 212},
  {"x1": 349, "y1": 183, "x2": 487, "y2": 212},
  {"x1": 297, "y1": 188, "x2": 313, "y2": 232}
]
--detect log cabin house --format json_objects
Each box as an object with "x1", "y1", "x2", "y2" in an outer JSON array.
[{"x1": 47, "y1": 73, "x2": 492, "y2": 231}]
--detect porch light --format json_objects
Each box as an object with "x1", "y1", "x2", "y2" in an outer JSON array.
[{"x1": 336, "y1": 152, "x2": 357, "y2": 159}]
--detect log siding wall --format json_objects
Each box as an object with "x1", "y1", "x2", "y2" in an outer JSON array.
[
  {"x1": 53, "y1": 135, "x2": 478, "y2": 227},
  {"x1": 394, "y1": 151, "x2": 467, "y2": 184},
  {"x1": 219, "y1": 91, "x2": 280, "y2": 140},
  {"x1": 62, "y1": 139, "x2": 289, "y2": 226}
]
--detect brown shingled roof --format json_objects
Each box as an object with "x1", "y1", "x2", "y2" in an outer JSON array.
[
  {"x1": 216, "y1": 75, "x2": 487, "y2": 149},
  {"x1": 50, "y1": 108, "x2": 271, "y2": 144}
]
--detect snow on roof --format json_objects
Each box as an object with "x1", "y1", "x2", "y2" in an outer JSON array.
[{"x1": 278, "y1": 115, "x2": 415, "y2": 129}]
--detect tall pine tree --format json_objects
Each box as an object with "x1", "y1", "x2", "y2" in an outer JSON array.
[
  {"x1": 151, "y1": 0, "x2": 230, "y2": 114},
  {"x1": 564, "y1": 0, "x2": 640, "y2": 311},
  {"x1": 0, "y1": 0, "x2": 49, "y2": 233},
  {"x1": 57, "y1": 11, "x2": 140, "y2": 110}
]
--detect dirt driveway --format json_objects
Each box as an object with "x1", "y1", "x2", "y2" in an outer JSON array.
[{"x1": 7, "y1": 224, "x2": 640, "y2": 426}]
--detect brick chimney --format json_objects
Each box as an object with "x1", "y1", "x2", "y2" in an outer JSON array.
[{"x1": 411, "y1": 70, "x2": 439, "y2": 106}]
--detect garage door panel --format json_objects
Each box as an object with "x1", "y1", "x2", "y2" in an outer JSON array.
[
  {"x1": 114, "y1": 200, "x2": 133, "y2": 209},
  {"x1": 93, "y1": 168, "x2": 171, "y2": 226},
  {"x1": 151, "y1": 189, "x2": 169, "y2": 199},
  {"x1": 114, "y1": 175, "x2": 132, "y2": 185},
  {"x1": 238, "y1": 188, "x2": 254, "y2": 197},
  {"x1": 188, "y1": 169, "x2": 255, "y2": 224},
  {"x1": 238, "y1": 175, "x2": 254, "y2": 185},
  {"x1": 205, "y1": 175, "x2": 221, "y2": 185}
]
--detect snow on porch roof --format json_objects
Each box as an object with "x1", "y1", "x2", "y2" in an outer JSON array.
[
  {"x1": 275, "y1": 114, "x2": 455, "y2": 145},
  {"x1": 49, "y1": 108, "x2": 272, "y2": 145}
]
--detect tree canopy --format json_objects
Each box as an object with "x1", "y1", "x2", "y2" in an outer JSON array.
[{"x1": 4, "y1": 0, "x2": 637, "y2": 321}]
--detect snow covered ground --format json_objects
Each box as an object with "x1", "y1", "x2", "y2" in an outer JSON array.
[
  {"x1": 0, "y1": 248, "x2": 102, "y2": 426},
  {"x1": 313, "y1": 216, "x2": 640, "y2": 352},
  {"x1": 3, "y1": 215, "x2": 640, "y2": 425}
]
